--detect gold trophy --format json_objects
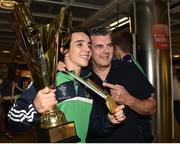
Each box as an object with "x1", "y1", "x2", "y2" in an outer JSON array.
[{"x1": 10, "y1": 2, "x2": 80, "y2": 142}]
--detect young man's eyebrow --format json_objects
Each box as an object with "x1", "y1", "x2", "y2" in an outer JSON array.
[{"x1": 73, "y1": 40, "x2": 85, "y2": 43}]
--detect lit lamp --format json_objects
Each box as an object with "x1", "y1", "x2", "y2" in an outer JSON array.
[{"x1": 0, "y1": 0, "x2": 16, "y2": 9}]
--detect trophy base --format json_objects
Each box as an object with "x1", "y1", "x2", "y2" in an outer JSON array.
[{"x1": 36, "y1": 121, "x2": 80, "y2": 143}]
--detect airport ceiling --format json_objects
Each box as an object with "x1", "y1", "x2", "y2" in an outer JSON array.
[{"x1": 0, "y1": 0, "x2": 180, "y2": 64}]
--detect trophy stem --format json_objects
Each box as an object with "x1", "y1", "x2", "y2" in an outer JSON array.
[{"x1": 41, "y1": 105, "x2": 67, "y2": 129}]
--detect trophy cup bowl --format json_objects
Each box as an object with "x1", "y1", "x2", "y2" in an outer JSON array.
[{"x1": 10, "y1": 2, "x2": 80, "y2": 142}]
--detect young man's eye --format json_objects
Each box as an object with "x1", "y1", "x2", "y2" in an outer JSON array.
[{"x1": 77, "y1": 43, "x2": 83, "y2": 47}]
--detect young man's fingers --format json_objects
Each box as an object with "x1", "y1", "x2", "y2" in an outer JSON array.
[
  {"x1": 40, "y1": 87, "x2": 56, "y2": 94},
  {"x1": 39, "y1": 86, "x2": 50, "y2": 94}
]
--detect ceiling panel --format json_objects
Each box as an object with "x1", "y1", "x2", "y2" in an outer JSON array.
[{"x1": 0, "y1": 0, "x2": 179, "y2": 64}]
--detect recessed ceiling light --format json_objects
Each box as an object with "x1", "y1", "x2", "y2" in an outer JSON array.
[
  {"x1": 109, "y1": 17, "x2": 129, "y2": 27},
  {"x1": 109, "y1": 17, "x2": 130, "y2": 31},
  {"x1": 173, "y1": 55, "x2": 180, "y2": 58},
  {"x1": 2, "y1": 50, "x2": 11, "y2": 53}
]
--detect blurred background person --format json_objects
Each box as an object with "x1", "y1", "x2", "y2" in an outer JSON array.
[
  {"x1": 112, "y1": 31, "x2": 144, "y2": 74},
  {"x1": 20, "y1": 70, "x2": 32, "y2": 90},
  {"x1": 1, "y1": 66, "x2": 23, "y2": 139},
  {"x1": 111, "y1": 31, "x2": 154, "y2": 142}
]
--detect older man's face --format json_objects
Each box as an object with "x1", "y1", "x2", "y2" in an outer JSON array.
[{"x1": 90, "y1": 34, "x2": 114, "y2": 68}]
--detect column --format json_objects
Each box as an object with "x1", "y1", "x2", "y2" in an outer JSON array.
[{"x1": 134, "y1": 0, "x2": 172, "y2": 142}]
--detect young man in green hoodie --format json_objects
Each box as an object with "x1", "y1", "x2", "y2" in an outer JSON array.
[{"x1": 8, "y1": 28, "x2": 126, "y2": 142}]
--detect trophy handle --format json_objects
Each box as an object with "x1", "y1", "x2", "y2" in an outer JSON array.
[{"x1": 14, "y1": 2, "x2": 40, "y2": 44}]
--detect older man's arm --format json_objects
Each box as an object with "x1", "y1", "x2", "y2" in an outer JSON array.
[{"x1": 103, "y1": 83, "x2": 156, "y2": 115}]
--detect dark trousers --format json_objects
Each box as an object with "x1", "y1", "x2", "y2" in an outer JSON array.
[{"x1": 2, "y1": 100, "x2": 13, "y2": 130}]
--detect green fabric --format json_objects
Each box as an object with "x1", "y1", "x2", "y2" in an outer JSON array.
[
  {"x1": 57, "y1": 97, "x2": 92, "y2": 143},
  {"x1": 55, "y1": 71, "x2": 92, "y2": 142},
  {"x1": 131, "y1": 57, "x2": 145, "y2": 75},
  {"x1": 56, "y1": 71, "x2": 79, "y2": 94},
  {"x1": 56, "y1": 71, "x2": 74, "y2": 85}
]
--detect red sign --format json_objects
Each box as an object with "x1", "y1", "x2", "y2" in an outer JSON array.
[{"x1": 152, "y1": 24, "x2": 169, "y2": 49}]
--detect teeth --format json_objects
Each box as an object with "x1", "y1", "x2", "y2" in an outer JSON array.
[
  {"x1": 80, "y1": 54, "x2": 89, "y2": 58},
  {"x1": 81, "y1": 55, "x2": 89, "y2": 59}
]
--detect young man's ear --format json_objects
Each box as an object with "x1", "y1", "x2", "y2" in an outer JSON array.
[
  {"x1": 60, "y1": 47, "x2": 64, "y2": 54},
  {"x1": 60, "y1": 47, "x2": 68, "y2": 56}
]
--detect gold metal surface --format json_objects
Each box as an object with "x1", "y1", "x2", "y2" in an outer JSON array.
[
  {"x1": 41, "y1": 105, "x2": 67, "y2": 128},
  {"x1": 105, "y1": 95, "x2": 118, "y2": 114},
  {"x1": 10, "y1": 2, "x2": 78, "y2": 142},
  {"x1": 0, "y1": 0, "x2": 16, "y2": 9},
  {"x1": 49, "y1": 122, "x2": 76, "y2": 143},
  {"x1": 11, "y1": 2, "x2": 71, "y2": 89}
]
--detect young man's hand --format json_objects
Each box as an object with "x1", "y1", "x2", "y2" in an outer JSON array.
[{"x1": 33, "y1": 87, "x2": 57, "y2": 113}]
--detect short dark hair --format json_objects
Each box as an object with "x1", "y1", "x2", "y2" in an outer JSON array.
[
  {"x1": 88, "y1": 26, "x2": 112, "y2": 37},
  {"x1": 112, "y1": 31, "x2": 133, "y2": 53},
  {"x1": 63, "y1": 27, "x2": 88, "y2": 49}
]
